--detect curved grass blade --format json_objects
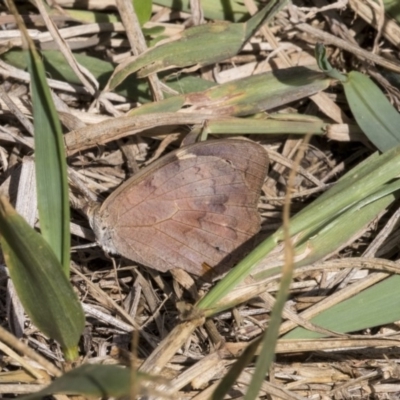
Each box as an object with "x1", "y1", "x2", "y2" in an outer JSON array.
[
  {"x1": 204, "y1": 183, "x2": 400, "y2": 342},
  {"x1": 1, "y1": 49, "x2": 215, "y2": 102},
  {"x1": 0, "y1": 197, "x2": 84, "y2": 360},
  {"x1": 107, "y1": 0, "x2": 289, "y2": 90},
  {"x1": 107, "y1": 21, "x2": 246, "y2": 89}
]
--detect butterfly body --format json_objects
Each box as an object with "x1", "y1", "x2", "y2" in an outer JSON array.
[{"x1": 89, "y1": 140, "x2": 268, "y2": 276}]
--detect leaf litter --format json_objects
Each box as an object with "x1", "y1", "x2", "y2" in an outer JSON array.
[{"x1": 1, "y1": 0, "x2": 400, "y2": 398}]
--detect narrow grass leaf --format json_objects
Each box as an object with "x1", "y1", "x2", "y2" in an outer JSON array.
[
  {"x1": 0, "y1": 197, "x2": 84, "y2": 359},
  {"x1": 343, "y1": 71, "x2": 400, "y2": 152},
  {"x1": 244, "y1": 272, "x2": 292, "y2": 400},
  {"x1": 315, "y1": 43, "x2": 346, "y2": 82},
  {"x1": 244, "y1": 0, "x2": 290, "y2": 38},
  {"x1": 206, "y1": 114, "x2": 327, "y2": 136},
  {"x1": 212, "y1": 339, "x2": 261, "y2": 399},
  {"x1": 198, "y1": 235, "x2": 278, "y2": 311},
  {"x1": 284, "y1": 145, "x2": 400, "y2": 242},
  {"x1": 210, "y1": 189, "x2": 398, "y2": 316},
  {"x1": 13, "y1": 9, "x2": 70, "y2": 274},
  {"x1": 208, "y1": 187, "x2": 400, "y2": 340},
  {"x1": 294, "y1": 179, "x2": 400, "y2": 250}
]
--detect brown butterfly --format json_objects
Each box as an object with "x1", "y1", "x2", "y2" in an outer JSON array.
[{"x1": 88, "y1": 140, "x2": 268, "y2": 276}]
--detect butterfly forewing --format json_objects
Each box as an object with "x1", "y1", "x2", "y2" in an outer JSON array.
[{"x1": 95, "y1": 140, "x2": 268, "y2": 275}]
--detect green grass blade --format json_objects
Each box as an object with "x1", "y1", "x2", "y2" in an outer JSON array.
[
  {"x1": 199, "y1": 145, "x2": 400, "y2": 310},
  {"x1": 12, "y1": 11, "x2": 71, "y2": 274},
  {"x1": 133, "y1": 0, "x2": 152, "y2": 25},
  {"x1": 0, "y1": 197, "x2": 84, "y2": 359},
  {"x1": 28, "y1": 50, "x2": 70, "y2": 274},
  {"x1": 245, "y1": 0, "x2": 290, "y2": 39},
  {"x1": 107, "y1": 22, "x2": 246, "y2": 89},
  {"x1": 315, "y1": 43, "x2": 347, "y2": 82},
  {"x1": 285, "y1": 144, "x2": 400, "y2": 241},
  {"x1": 212, "y1": 339, "x2": 261, "y2": 399},
  {"x1": 183, "y1": 66, "x2": 331, "y2": 116},
  {"x1": 125, "y1": 66, "x2": 330, "y2": 117},
  {"x1": 244, "y1": 270, "x2": 292, "y2": 400},
  {"x1": 198, "y1": 235, "x2": 278, "y2": 310},
  {"x1": 383, "y1": 0, "x2": 400, "y2": 23},
  {"x1": 253, "y1": 185, "x2": 399, "y2": 281},
  {"x1": 343, "y1": 71, "x2": 400, "y2": 152},
  {"x1": 107, "y1": 1, "x2": 289, "y2": 89},
  {"x1": 316, "y1": 44, "x2": 400, "y2": 152},
  {"x1": 284, "y1": 274, "x2": 400, "y2": 339},
  {"x1": 208, "y1": 189, "x2": 398, "y2": 316},
  {"x1": 206, "y1": 114, "x2": 327, "y2": 136}
]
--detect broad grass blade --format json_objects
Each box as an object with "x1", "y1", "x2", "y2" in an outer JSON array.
[
  {"x1": 316, "y1": 43, "x2": 400, "y2": 152},
  {"x1": 285, "y1": 274, "x2": 400, "y2": 339},
  {"x1": 343, "y1": 71, "x2": 400, "y2": 152},
  {"x1": 127, "y1": 66, "x2": 331, "y2": 117},
  {"x1": 0, "y1": 197, "x2": 84, "y2": 360},
  {"x1": 107, "y1": 1, "x2": 289, "y2": 90}
]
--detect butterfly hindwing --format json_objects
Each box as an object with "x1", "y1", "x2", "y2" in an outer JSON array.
[{"x1": 94, "y1": 140, "x2": 268, "y2": 275}]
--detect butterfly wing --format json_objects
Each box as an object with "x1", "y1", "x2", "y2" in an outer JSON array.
[{"x1": 94, "y1": 140, "x2": 268, "y2": 275}]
